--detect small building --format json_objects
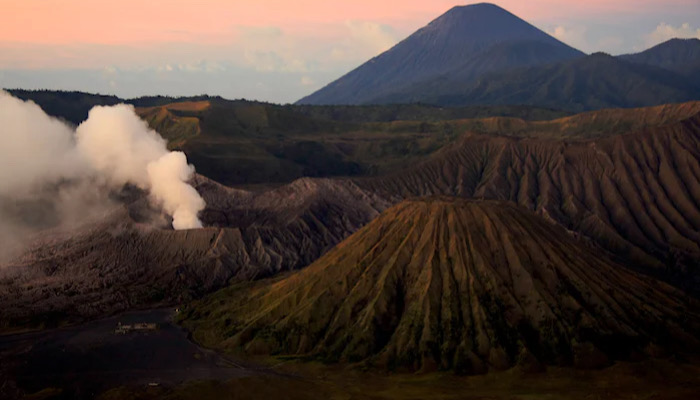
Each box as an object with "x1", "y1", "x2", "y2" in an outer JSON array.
[{"x1": 115, "y1": 321, "x2": 158, "y2": 334}]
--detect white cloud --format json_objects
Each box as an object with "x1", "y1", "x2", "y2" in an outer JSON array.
[
  {"x1": 344, "y1": 20, "x2": 399, "y2": 54},
  {"x1": 300, "y1": 76, "x2": 315, "y2": 86},
  {"x1": 230, "y1": 21, "x2": 398, "y2": 74},
  {"x1": 0, "y1": 20, "x2": 405, "y2": 102},
  {"x1": 545, "y1": 24, "x2": 631, "y2": 55},
  {"x1": 0, "y1": 93, "x2": 205, "y2": 237},
  {"x1": 177, "y1": 60, "x2": 226, "y2": 73},
  {"x1": 547, "y1": 25, "x2": 589, "y2": 51},
  {"x1": 647, "y1": 22, "x2": 700, "y2": 47},
  {"x1": 234, "y1": 26, "x2": 312, "y2": 73},
  {"x1": 242, "y1": 49, "x2": 309, "y2": 73}
]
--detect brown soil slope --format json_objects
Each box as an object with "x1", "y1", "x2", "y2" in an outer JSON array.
[
  {"x1": 137, "y1": 101, "x2": 207, "y2": 147},
  {"x1": 359, "y1": 103, "x2": 700, "y2": 291},
  {"x1": 184, "y1": 198, "x2": 700, "y2": 373}
]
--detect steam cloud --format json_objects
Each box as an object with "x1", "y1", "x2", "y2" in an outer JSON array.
[
  {"x1": 0, "y1": 91, "x2": 83, "y2": 196},
  {"x1": 76, "y1": 104, "x2": 205, "y2": 229},
  {"x1": 0, "y1": 91, "x2": 205, "y2": 243}
]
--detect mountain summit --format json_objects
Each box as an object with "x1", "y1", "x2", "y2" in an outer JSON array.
[
  {"x1": 621, "y1": 38, "x2": 700, "y2": 87},
  {"x1": 297, "y1": 3, "x2": 584, "y2": 105},
  {"x1": 621, "y1": 38, "x2": 700, "y2": 70}
]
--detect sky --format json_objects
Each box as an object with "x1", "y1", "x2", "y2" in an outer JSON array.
[{"x1": 1, "y1": 0, "x2": 699, "y2": 103}]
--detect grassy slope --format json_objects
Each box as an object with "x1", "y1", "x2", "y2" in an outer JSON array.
[
  {"x1": 141, "y1": 100, "x2": 700, "y2": 187},
  {"x1": 136, "y1": 99, "x2": 571, "y2": 187}
]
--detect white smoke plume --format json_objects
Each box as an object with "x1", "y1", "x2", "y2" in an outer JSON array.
[
  {"x1": 147, "y1": 152, "x2": 204, "y2": 230},
  {"x1": 0, "y1": 91, "x2": 205, "y2": 244},
  {"x1": 76, "y1": 104, "x2": 205, "y2": 229},
  {"x1": 0, "y1": 91, "x2": 84, "y2": 196}
]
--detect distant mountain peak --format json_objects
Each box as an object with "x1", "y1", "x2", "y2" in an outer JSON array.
[
  {"x1": 664, "y1": 37, "x2": 700, "y2": 44},
  {"x1": 620, "y1": 37, "x2": 700, "y2": 88},
  {"x1": 297, "y1": 4, "x2": 583, "y2": 105},
  {"x1": 423, "y1": 2, "x2": 545, "y2": 40},
  {"x1": 444, "y1": 3, "x2": 507, "y2": 13},
  {"x1": 623, "y1": 37, "x2": 700, "y2": 56},
  {"x1": 444, "y1": 3, "x2": 505, "y2": 12},
  {"x1": 456, "y1": 2, "x2": 500, "y2": 7}
]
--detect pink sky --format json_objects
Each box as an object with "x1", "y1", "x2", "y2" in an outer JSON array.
[
  {"x1": 1, "y1": 0, "x2": 694, "y2": 45},
  {"x1": 0, "y1": 0, "x2": 698, "y2": 102}
]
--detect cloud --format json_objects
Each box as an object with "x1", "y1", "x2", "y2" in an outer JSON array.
[
  {"x1": 345, "y1": 20, "x2": 399, "y2": 54},
  {"x1": 545, "y1": 24, "x2": 632, "y2": 54},
  {"x1": 0, "y1": 67, "x2": 340, "y2": 104},
  {"x1": 300, "y1": 76, "x2": 315, "y2": 86},
  {"x1": 177, "y1": 60, "x2": 226, "y2": 73},
  {"x1": 242, "y1": 49, "x2": 309, "y2": 73},
  {"x1": 147, "y1": 152, "x2": 204, "y2": 230},
  {"x1": 646, "y1": 22, "x2": 700, "y2": 46},
  {"x1": 0, "y1": 20, "x2": 393, "y2": 101},
  {"x1": 0, "y1": 91, "x2": 205, "y2": 247},
  {"x1": 547, "y1": 25, "x2": 589, "y2": 51},
  {"x1": 0, "y1": 92, "x2": 84, "y2": 196},
  {"x1": 76, "y1": 104, "x2": 205, "y2": 229},
  {"x1": 216, "y1": 21, "x2": 398, "y2": 74},
  {"x1": 234, "y1": 26, "x2": 312, "y2": 73}
]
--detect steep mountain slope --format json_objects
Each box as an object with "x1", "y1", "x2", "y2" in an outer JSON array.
[
  {"x1": 621, "y1": 38, "x2": 700, "y2": 87},
  {"x1": 386, "y1": 53, "x2": 700, "y2": 111},
  {"x1": 359, "y1": 102, "x2": 700, "y2": 292},
  {"x1": 297, "y1": 3, "x2": 583, "y2": 105},
  {"x1": 184, "y1": 198, "x2": 699, "y2": 372},
  {"x1": 0, "y1": 176, "x2": 388, "y2": 332}
]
